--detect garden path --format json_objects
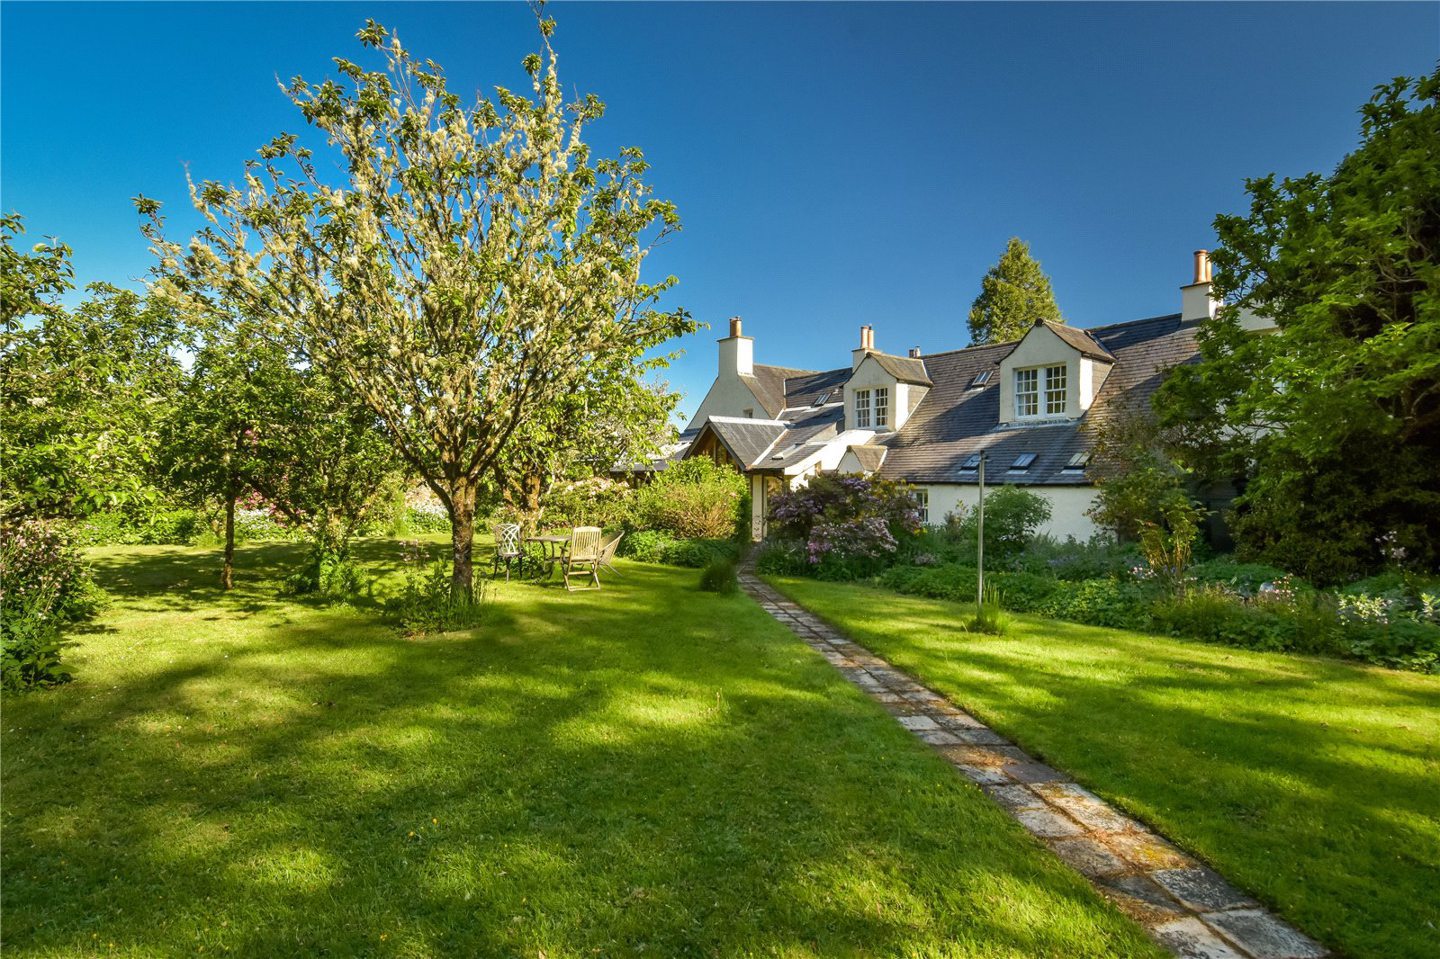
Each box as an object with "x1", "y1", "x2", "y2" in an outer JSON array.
[{"x1": 738, "y1": 568, "x2": 1328, "y2": 959}]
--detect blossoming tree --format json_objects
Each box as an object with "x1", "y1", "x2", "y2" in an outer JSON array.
[{"x1": 138, "y1": 17, "x2": 694, "y2": 596}]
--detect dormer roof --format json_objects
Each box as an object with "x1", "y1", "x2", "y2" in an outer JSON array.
[
  {"x1": 1002, "y1": 320, "x2": 1115, "y2": 363},
  {"x1": 861, "y1": 351, "x2": 934, "y2": 386}
]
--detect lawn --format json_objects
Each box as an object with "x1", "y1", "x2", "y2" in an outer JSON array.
[
  {"x1": 765, "y1": 575, "x2": 1440, "y2": 959},
  {"x1": 1, "y1": 541, "x2": 1165, "y2": 958}
]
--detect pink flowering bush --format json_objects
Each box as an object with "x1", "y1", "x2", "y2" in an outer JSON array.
[
  {"x1": 1, "y1": 517, "x2": 105, "y2": 689},
  {"x1": 760, "y1": 475, "x2": 922, "y2": 580}
]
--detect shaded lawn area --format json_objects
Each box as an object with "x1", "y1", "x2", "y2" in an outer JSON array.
[
  {"x1": 765, "y1": 575, "x2": 1440, "y2": 959},
  {"x1": 1, "y1": 542, "x2": 1165, "y2": 958}
]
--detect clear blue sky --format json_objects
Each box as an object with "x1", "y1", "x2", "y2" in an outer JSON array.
[{"x1": 3, "y1": 2, "x2": 1436, "y2": 421}]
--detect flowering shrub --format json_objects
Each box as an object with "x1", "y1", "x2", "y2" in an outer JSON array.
[
  {"x1": 1, "y1": 517, "x2": 106, "y2": 689},
  {"x1": 401, "y1": 502, "x2": 452, "y2": 534},
  {"x1": 542, "y1": 476, "x2": 633, "y2": 530},
  {"x1": 765, "y1": 474, "x2": 922, "y2": 579}
]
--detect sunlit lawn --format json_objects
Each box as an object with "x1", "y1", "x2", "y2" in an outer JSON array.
[
  {"x1": 766, "y1": 575, "x2": 1440, "y2": 959},
  {"x1": 1, "y1": 540, "x2": 1164, "y2": 958}
]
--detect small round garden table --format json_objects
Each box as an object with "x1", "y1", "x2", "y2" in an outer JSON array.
[{"x1": 524, "y1": 534, "x2": 570, "y2": 578}]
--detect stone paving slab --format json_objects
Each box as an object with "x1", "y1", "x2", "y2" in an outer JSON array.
[{"x1": 737, "y1": 569, "x2": 1328, "y2": 959}]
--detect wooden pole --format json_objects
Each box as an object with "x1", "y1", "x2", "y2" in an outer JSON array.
[{"x1": 977, "y1": 451, "x2": 987, "y2": 616}]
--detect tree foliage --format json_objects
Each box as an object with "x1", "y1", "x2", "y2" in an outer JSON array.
[
  {"x1": 967, "y1": 237, "x2": 1064, "y2": 345},
  {"x1": 1156, "y1": 69, "x2": 1440, "y2": 583},
  {"x1": 139, "y1": 16, "x2": 696, "y2": 596},
  {"x1": 2, "y1": 280, "x2": 184, "y2": 520}
]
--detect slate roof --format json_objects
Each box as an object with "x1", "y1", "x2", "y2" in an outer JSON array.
[
  {"x1": 778, "y1": 367, "x2": 850, "y2": 408},
  {"x1": 866, "y1": 352, "x2": 934, "y2": 386},
  {"x1": 704, "y1": 418, "x2": 788, "y2": 467},
  {"x1": 1026, "y1": 320, "x2": 1116, "y2": 362},
  {"x1": 745, "y1": 364, "x2": 819, "y2": 417},
  {"x1": 846, "y1": 445, "x2": 888, "y2": 472},
  {"x1": 877, "y1": 313, "x2": 1198, "y2": 486}
]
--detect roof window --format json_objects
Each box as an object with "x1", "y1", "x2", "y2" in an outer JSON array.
[
  {"x1": 1063, "y1": 451, "x2": 1091, "y2": 471},
  {"x1": 969, "y1": 370, "x2": 993, "y2": 389},
  {"x1": 1010, "y1": 453, "x2": 1037, "y2": 471},
  {"x1": 960, "y1": 453, "x2": 982, "y2": 471},
  {"x1": 811, "y1": 391, "x2": 831, "y2": 407}
]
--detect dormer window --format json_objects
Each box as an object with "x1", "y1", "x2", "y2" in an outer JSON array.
[
  {"x1": 1015, "y1": 365, "x2": 1067, "y2": 419},
  {"x1": 854, "y1": 387, "x2": 889, "y2": 429}
]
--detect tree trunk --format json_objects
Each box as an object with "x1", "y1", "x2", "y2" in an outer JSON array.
[
  {"x1": 221, "y1": 491, "x2": 236, "y2": 591},
  {"x1": 450, "y1": 478, "x2": 476, "y2": 601}
]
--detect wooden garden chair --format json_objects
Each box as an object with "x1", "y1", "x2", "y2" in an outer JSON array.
[
  {"x1": 598, "y1": 531, "x2": 624, "y2": 577},
  {"x1": 491, "y1": 522, "x2": 522, "y2": 581},
  {"x1": 562, "y1": 526, "x2": 603, "y2": 592}
]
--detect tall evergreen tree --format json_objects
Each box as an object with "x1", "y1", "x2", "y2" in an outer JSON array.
[{"x1": 967, "y1": 237, "x2": 1064, "y2": 344}]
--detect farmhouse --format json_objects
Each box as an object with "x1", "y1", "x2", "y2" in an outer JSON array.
[{"x1": 672, "y1": 251, "x2": 1270, "y2": 542}]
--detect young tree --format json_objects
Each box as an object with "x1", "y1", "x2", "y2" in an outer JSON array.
[
  {"x1": 967, "y1": 237, "x2": 1064, "y2": 345},
  {"x1": 159, "y1": 321, "x2": 401, "y2": 590},
  {"x1": 1156, "y1": 69, "x2": 1440, "y2": 582},
  {"x1": 139, "y1": 17, "x2": 695, "y2": 597}
]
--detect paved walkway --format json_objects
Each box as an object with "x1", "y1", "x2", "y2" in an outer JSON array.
[{"x1": 739, "y1": 569, "x2": 1328, "y2": 959}]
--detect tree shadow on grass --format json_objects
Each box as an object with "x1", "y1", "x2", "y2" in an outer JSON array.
[
  {"x1": 773, "y1": 580, "x2": 1440, "y2": 959},
  {"x1": 2, "y1": 551, "x2": 1163, "y2": 958}
]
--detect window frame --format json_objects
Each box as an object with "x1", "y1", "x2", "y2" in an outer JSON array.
[
  {"x1": 913, "y1": 488, "x2": 929, "y2": 525},
  {"x1": 1014, "y1": 364, "x2": 1068, "y2": 420},
  {"x1": 854, "y1": 389, "x2": 872, "y2": 428},
  {"x1": 873, "y1": 386, "x2": 889, "y2": 429}
]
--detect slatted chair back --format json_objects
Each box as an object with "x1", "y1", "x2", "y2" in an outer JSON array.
[
  {"x1": 598, "y1": 531, "x2": 624, "y2": 573},
  {"x1": 568, "y1": 527, "x2": 602, "y2": 562}
]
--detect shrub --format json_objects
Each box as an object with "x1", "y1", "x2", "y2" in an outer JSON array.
[
  {"x1": 754, "y1": 539, "x2": 809, "y2": 576},
  {"x1": 72, "y1": 508, "x2": 203, "y2": 546},
  {"x1": 402, "y1": 502, "x2": 452, "y2": 535},
  {"x1": 632, "y1": 459, "x2": 746, "y2": 540},
  {"x1": 767, "y1": 474, "x2": 922, "y2": 579},
  {"x1": 910, "y1": 487, "x2": 1052, "y2": 568},
  {"x1": 1, "y1": 518, "x2": 106, "y2": 690},
  {"x1": 699, "y1": 557, "x2": 739, "y2": 594},
  {"x1": 1040, "y1": 578, "x2": 1154, "y2": 630},
  {"x1": 1137, "y1": 499, "x2": 1203, "y2": 593},
  {"x1": 1012, "y1": 534, "x2": 1141, "y2": 581},
  {"x1": 543, "y1": 476, "x2": 633, "y2": 530},
  {"x1": 283, "y1": 548, "x2": 366, "y2": 600},
  {"x1": 620, "y1": 530, "x2": 737, "y2": 568},
  {"x1": 1190, "y1": 558, "x2": 1294, "y2": 597},
  {"x1": 387, "y1": 541, "x2": 487, "y2": 635}
]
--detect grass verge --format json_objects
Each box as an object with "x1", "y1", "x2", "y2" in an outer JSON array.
[{"x1": 765, "y1": 575, "x2": 1440, "y2": 959}]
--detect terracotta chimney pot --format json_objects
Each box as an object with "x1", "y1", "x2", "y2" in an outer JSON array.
[
  {"x1": 1193, "y1": 250, "x2": 1212, "y2": 285},
  {"x1": 729, "y1": 316, "x2": 743, "y2": 338}
]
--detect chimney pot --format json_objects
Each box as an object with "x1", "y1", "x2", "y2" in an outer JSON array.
[
  {"x1": 908, "y1": 347, "x2": 921, "y2": 358},
  {"x1": 1193, "y1": 250, "x2": 1212, "y2": 285},
  {"x1": 728, "y1": 316, "x2": 743, "y2": 338}
]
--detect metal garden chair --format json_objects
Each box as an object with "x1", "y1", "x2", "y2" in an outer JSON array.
[{"x1": 491, "y1": 522, "x2": 523, "y2": 581}]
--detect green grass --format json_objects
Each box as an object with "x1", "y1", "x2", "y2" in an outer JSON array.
[
  {"x1": 765, "y1": 575, "x2": 1440, "y2": 959},
  {"x1": 1, "y1": 541, "x2": 1165, "y2": 958}
]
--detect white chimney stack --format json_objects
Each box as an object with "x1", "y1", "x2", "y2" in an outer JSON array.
[
  {"x1": 1181, "y1": 249, "x2": 1219, "y2": 324},
  {"x1": 718, "y1": 315, "x2": 753, "y2": 377},
  {"x1": 852, "y1": 325, "x2": 875, "y2": 370}
]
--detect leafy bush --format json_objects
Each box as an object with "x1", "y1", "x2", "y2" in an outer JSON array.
[
  {"x1": 387, "y1": 541, "x2": 487, "y2": 635},
  {"x1": 767, "y1": 474, "x2": 922, "y2": 579},
  {"x1": 631, "y1": 459, "x2": 746, "y2": 540},
  {"x1": 73, "y1": 508, "x2": 204, "y2": 546},
  {"x1": 1190, "y1": 558, "x2": 1294, "y2": 597},
  {"x1": 1012, "y1": 534, "x2": 1141, "y2": 581},
  {"x1": 754, "y1": 539, "x2": 809, "y2": 576},
  {"x1": 401, "y1": 502, "x2": 452, "y2": 535},
  {"x1": 283, "y1": 548, "x2": 366, "y2": 600},
  {"x1": 543, "y1": 476, "x2": 633, "y2": 530},
  {"x1": 1, "y1": 518, "x2": 106, "y2": 690},
  {"x1": 620, "y1": 530, "x2": 738, "y2": 568},
  {"x1": 699, "y1": 557, "x2": 739, "y2": 595},
  {"x1": 909, "y1": 487, "x2": 1051, "y2": 568}
]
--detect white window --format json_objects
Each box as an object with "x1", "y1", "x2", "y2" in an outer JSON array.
[
  {"x1": 1044, "y1": 364, "x2": 1067, "y2": 415},
  {"x1": 873, "y1": 387, "x2": 889, "y2": 428},
  {"x1": 913, "y1": 488, "x2": 929, "y2": 525},
  {"x1": 855, "y1": 389, "x2": 872, "y2": 428},
  {"x1": 1015, "y1": 365, "x2": 1067, "y2": 419},
  {"x1": 1015, "y1": 368, "x2": 1039, "y2": 417}
]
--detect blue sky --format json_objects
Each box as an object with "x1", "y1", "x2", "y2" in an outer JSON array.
[{"x1": 3, "y1": 2, "x2": 1436, "y2": 421}]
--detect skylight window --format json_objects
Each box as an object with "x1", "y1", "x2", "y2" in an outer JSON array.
[
  {"x1": 1010, "y1": 453, "x2": 1037, "y2": 471},
  {"x1": 969, "y1": 370, "x2": 993, "y2": 389},
  {"x1": 960, "y1": 453, "x2": 982, "y2": 470},
  {"x1": 812, "y1": 391, "x2": 831, "y2": 407},
  {"x1": 1063, "y1": 451, "x2": 1091, "y2": 471}
]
